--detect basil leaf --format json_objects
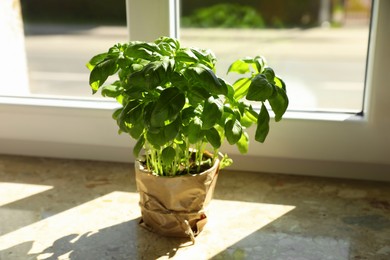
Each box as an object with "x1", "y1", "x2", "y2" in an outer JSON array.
[
  {"x1": 225, "y1": 119, "x2": 242, "y2": 145},
  {"x1": 269, "y1": 86, "x2": 289, "y2": 122},
  {"x1": 186, "y1": 64, "x2": 227, "y2": 95},
  {"x1": 206, "y1": 127, "x2": 221, "y2": 149},
  {"x1": 187, "y1": 117, "x2": 203, "y2": 144},
  {"x1": 236, "y1": 132, "x2": 249, "y2": 154},
  {"x1": 161, "y1": 146, "x2": 176, "y2": 165},
  {"x1": 255, "y1": 104, "x2": 270, "y2": 143},
  {"x1": 246, "y1": 74, "x2": 274, "y2": 101},
  {"x1": 233, "y1": 77, "x2": 251, "y2": 100},
  {"x1": 101, "y1": 82, "x2": 123, "y2": 98},
  {"x1": 228, "y1": 59, "x2": 251, "y2": 74},
  {"x1": 150, "y1": 87, "x2": 185, "y2": 127},
  {"x1": 86, "y1": 53, "x2": 108, "y2": 70},
  {"x1": 201, "y1": 97, "x2": 223, "y2": 129},
  {"x1": 89, "y1": 58, "x2": 119, "y2": 93}
]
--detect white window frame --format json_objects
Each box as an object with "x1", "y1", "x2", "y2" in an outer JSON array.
[{"x1": 0, "y1": 0, "x2": 389, "y2": 181}]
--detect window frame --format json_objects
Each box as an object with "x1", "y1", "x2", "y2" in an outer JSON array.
[{"x1": 0, "y1": 0, "x2": 389, "y2": 181}]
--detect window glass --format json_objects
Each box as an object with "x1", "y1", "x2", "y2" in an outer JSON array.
[
  {"x1": 179, "y1": 0, "x2": 372, "y2": 112},
  {"x1": 0, "y1": 0, "x2": 127, "y2": 100}
]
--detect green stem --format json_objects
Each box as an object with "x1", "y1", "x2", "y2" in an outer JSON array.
[
  {"x1": 158, "y1": 147, "x2": 163, "y2": 176},
  {"x1": 145, "y1": 142, "x2": 151, "y2": 171},
  {"x1": 185, "y1": 138, "x2": 191, "y2": 174},
  {"x1": 196, "y1": 141, "x2": 206, "y2": 173},
  {"x1": 172, "y1": 143, "x2": 179, "y2": 175}
]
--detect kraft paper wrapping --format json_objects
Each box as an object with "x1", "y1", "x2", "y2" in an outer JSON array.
[{"x1": 135, "y1": 158, "x2": 220, "y2": 240}]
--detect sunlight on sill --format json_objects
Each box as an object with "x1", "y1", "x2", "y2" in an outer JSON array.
[{"x1": 0, "y1": 182, "x2": 53, "y2": 207}]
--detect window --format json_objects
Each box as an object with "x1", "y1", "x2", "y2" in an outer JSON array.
[
  {"x1": 1, "y1": 0, "x2": 127, "y2": 99},
  {"x1": 179, "y1": 0, "x2": 372, "y2": 113},
  {"x1": 0, "y1": 0, "x2": 389, "y2": 181}
]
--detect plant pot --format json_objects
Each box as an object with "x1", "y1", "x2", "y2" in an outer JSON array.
[{"x1": 135, "y1": 157, "x2": 220, "y2": 241}]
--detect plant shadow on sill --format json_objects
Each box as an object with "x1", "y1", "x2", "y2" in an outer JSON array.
[{"x1": 2, "y1": 219, "x2": 190, "y2": 259}]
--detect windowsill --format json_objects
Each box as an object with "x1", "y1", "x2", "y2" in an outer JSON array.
[
  {"x1": 0, "y1": 95, "x2": 363, "y2": 122},
  {"x1": 0, "y1": 154, "x2": 389, "y2": 259},
  {"x1": 0, "y1": 96, "x2": 118, "y2": 110}
]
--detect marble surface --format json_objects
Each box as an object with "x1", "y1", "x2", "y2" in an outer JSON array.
[{"x1": 0, "y1": 155, "x2": 389, "y2": 259}]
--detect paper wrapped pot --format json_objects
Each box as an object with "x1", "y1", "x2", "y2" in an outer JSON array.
[{"x1": 135, "y1": 158, "x2": 220, "y2": 241}]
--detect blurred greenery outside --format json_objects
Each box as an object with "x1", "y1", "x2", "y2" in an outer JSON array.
[{"x1": 20, "y1": 0, "x2": 371, "y2": 28}]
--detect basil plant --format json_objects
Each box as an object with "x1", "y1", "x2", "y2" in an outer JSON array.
[{"x1": 87, "y1": 37, "x2": 288, "y2": 176}]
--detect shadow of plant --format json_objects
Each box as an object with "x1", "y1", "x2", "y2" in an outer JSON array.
[{"x1": 34, "y1": 219, "x2": 190, "y2": 259}]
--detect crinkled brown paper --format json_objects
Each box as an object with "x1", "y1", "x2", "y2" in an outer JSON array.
[{"x1": 135, "y1": 158, "x2": 220, "y2": 241}]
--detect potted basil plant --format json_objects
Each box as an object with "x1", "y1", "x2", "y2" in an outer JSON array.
[{"x1": 86, "y1": 36, "x2": 288, "y2": 242}]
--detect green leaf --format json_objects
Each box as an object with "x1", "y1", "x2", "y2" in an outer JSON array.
[
  {"x1": 131, "y1": 63, "x2": 144, "y2": 72},
  {"x1": 220, "y1": 153, "x2": 233, "y2": 169},
  {"x1": 191, "y1": 48, "x2": 216, "y2": 69},
  {"x1": 143, "y1": 102, "x2": 155, "y2": 129},
  {"x1": 101, "y1": 82, "x2": 123, "y2": 98},
  {"x1": 236, "y1": 131, "x2": 249, "y2": 154},
  {"x1": 220, "y1": 79, "x2": 234, "y2": 100},
  {"x1": 169, "y1": 71, "x2": 188, "y2": 90},
  {"x1": 228, "y1": 59, "x2": 251, "y2": 74},
  {"x1": 181, "y1": 106, "x2": 196, "y2": 125},
  {"x1": 126, "y1": 118, "x2": 145, "y2": 139},
  {"x1": 112, "y1": 108, "x2": 122, "y2": 120},
  {"x1": 187, "y1": 117, "x2": 203, "y2": 144},
  {"x1": 145, "y1": 116, "x2": 180, "y2": 149},
  {"x1": 255, "y1": 104, "x2": 270, "y2": 143},
  {"x1": 86, "y1": 53, "x2": 108, "y2": 70},
  {"x1": 186, "y1": 64, "x2": 227, "y2": 95},
  {"x1": 175, "y1": 48, "x2": 199, "y2": 63},
  {"x1": 140, "y1": 59, "x2": 172, "y2": 89},
  {"x1": 127, "y1": 119, "x2": 144, "y2": 139},
  {"x1": 127, "y1": 70, "x2": 148, "y2": 93},
  {"x1": 89, "y1": 58, "x2": 119, "y2": 93},
  {"x1": 223, "y1": 104, "x2": 235, "y2": 115},
  {"x1": 253, "y1": 56, "x2": 266, "y2": 73},
  {"x1": 129, "y1": 105, "x2": 144, "y2": 125},
  {"x1": 233, "y1": 78, "x2": 251, "y2": 100},
  {"x1": 274, "y1": 76, "x2": 287, "y2": 91},
  {"x1": 150, "y1": 87, "x2": 185, "y2": 127},
  {"x1": 163, "y1": 118, "x2": 181, "y2": 142},
  {"x1": 125, "y1": 42, "x2": 161, "y2": 60},
  {"x1": 116, "y1": 114, "x2": 128, "y2": 133},
  {"x1": 161, "y1": 146, "x2": 176, "y2": 165},
  {"x1": 187, "y1": 86, "x2": 210, "y2": 106},
  {"x1": 206, "y1": 127, "x2": 221, "y2": 149},
  {"x1": 246, "y1": 74, "x2": 274, "y2": 101},
  {"x1": 133, "y1": 135, "x2": 145, "y2": 158},
  {"x1": 155, "y1": 36, "x2": 180, "y2": 53},
  {"x1": 269, "y1": 86, "x2": 289, "y2": 122},
  {"x1": 107, "y1": 44, "x2": 122, "y2": 56},
  {"x1": 263, "y1": 67, "x2": 275, "y2": 82},
  {"x1": 118, "y1": 100, "x2": 145, "y2": 138},
  {"x1": 201, "y1": 97, "x2": 223, "y2": 129},
  {"x1": 240, "y1": 108, "x2": 258, "y2": 127},
  {"x1": 121, "y1": 100, "x2": 143, "y2": 124},
  {"x1": 146, "y1": 130, "x2": 164, "y2": 149},
  {"x1": 225, "y1": 119, "x2": 242, "y2": 145}
]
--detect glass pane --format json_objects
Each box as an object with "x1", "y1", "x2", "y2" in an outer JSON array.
[
  {"x1": 0, "y1": 0, "x2": 127, "y2": 100},
  {"x1": 179, "y1": 0, "x2": 372, "y2": 113}
]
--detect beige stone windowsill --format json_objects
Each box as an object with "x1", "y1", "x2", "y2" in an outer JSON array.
[{"x1": 0, "y1": 155, "x2": 389, "y2": 259}]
